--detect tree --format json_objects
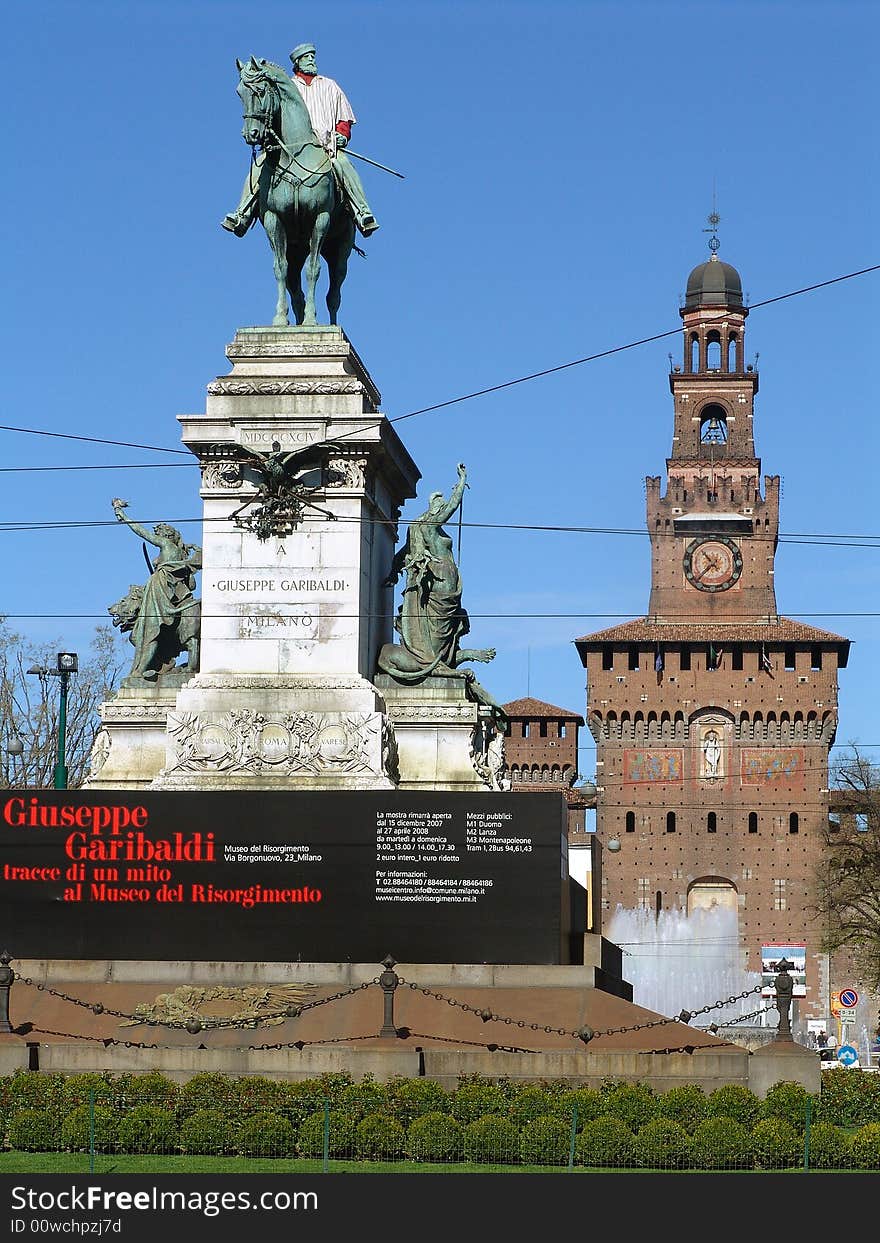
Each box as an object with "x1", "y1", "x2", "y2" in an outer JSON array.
[
  {"x1": 813, "y1": 746, "x2": 880, "y2": 991},
  {"x1": 0, "y1": 622, "x2": 125, "y2": 790}
]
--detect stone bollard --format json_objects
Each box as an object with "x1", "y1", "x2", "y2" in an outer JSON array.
[
  {"x1": 379, "y1": 955, "x2": 399, "y2": 1037},
  {"x1": 0, "y1": 951, "x2": 14, "y2": 1034},
  {"x1": 773, "y1": 956, "x2": 795, "y2": 1040}
]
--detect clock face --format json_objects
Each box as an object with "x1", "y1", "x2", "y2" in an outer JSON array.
[{"x1": 683, "y1": 536, "x2": 743, "y2": 592}]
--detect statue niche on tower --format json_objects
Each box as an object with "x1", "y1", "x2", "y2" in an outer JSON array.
[
  {"x1": 377, "y1": 464, "x2": 506, "y2": 729},
  {"x1": 109, "y1": 499, "x2": 202, "y2": 687}
]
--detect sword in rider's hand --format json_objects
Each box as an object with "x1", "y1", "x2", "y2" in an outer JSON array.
[{"x1": 345, "y1": 149, "x2": 406, "y2": 179}]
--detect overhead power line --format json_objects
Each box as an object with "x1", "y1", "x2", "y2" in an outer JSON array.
[
  {"x1": 1, "y1": 262, "x2": 877, "y2": 462},
  {"x1": 0, "y1": 609, "x2": 873, "y2": 621},
  {"x1": 0, "y1": 511, "x2": 879, "y2": 549}
]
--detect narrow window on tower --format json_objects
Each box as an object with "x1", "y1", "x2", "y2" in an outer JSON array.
[
  {"x1": 602, "y1": 647, "x2": 614, "y2": 671},
  {"x1": 784, "y1": 647, "x2": 796, "y2": 671},
  {"x1": 810, "y1": 648, "x2": 822, "y2": 671},
  {"x1": 748, "y1": 812, "x2": 758, "y2": 834},
  {"x1": 559, "y1": 722, "x2": 567, "y2": 739},
  {"x1": 732, "y1": 647, "x2": 743, "y2": 671},
  {"x1": 707, "y1": 812, "x2": 717, "y2": 833},
  {"x1": 655, "y1": 890, "x2": 663, "y2": 917},
  {"x1": 690, "y1": 334, "x2": 699, "y2": 373},
  {"x1": 628, "y1": 645, "x2": 640, "y2": 671},
  {"x1": 727, "y1": 334, "x2": 737, "y2": 372},
  {"x1": 539, "y1": 720, "x2": 547, "y2": 738},
  {"x1": 523, "y1": 723, "x2": 530, "y2": 739},
  {"x1": 625, "y1": 811, "x2": 635, "y2": 833},
  {"x1": 666, "y1": 811, "x2": 676, "y2": 834},
  {"x1": 706, "y1": 334, "x2": 722, "y2": 371},
  {"x1": 789, "y1": 812, "x2": 799, "y2": 834},
  {"x1": 679, "y1": 646, "x2": 691, "y2": 671}
]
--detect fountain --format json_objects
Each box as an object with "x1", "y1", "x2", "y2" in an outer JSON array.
[{"x1": 606, "y1": 905, "x2": 766, "y2": 1029}]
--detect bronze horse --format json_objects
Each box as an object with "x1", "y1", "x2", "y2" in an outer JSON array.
[{"x1": 235, "y1": 57, "x2": 355, "y2": 326}]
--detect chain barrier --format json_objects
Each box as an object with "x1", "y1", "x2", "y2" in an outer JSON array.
[
  {"x1": 403, "y1": 1030, "x2": 538, "y2": 1053},
  {"x1": 14, "y1": 960, "x2": 765, "y2": 1047},
  {"x1": 715, "y1": 1005, "x2": 772, "y2": 1029},
  {"x1": 397, "y1": 977, "x2": 764, "y2": 1043},
  {"x1": 25, "y1": 1025, "x2": 387, "y2": 1052}
]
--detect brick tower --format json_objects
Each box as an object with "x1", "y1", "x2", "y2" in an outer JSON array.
[{"x1": 574, "y1": 245, "x2": 849, "y2": 1021}]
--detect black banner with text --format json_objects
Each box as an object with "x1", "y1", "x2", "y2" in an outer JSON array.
[{"x1": 0, "y1": 789, "x2": 570, "y2": 963}]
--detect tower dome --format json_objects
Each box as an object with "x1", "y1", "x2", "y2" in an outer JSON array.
[{"x1": 685, "y1": 254, "x2": 744, "y2": 308}]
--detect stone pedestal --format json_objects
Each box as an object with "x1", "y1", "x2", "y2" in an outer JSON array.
[
  {"x1": 376, "y1": 673, "x2": 498, "y2": 791},
  {"x1": 84, "y1": 686, "x2": 180, "y2": 791},
  {"x1": 92, "y1": 326, "x2": 420, "y2": 791},
  {"x1": 747, "y1": 1037, "x2": 821, "y2": 1096}
]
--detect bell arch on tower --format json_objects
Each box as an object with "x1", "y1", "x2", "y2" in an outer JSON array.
[{"x1": 699, "y1": 402, "x2": 729, "y2": 446}]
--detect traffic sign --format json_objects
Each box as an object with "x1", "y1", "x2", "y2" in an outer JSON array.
[
  {"x1": 837, "y1": 1045, "x2": 859, "y2": 1067},
  {"x1": 840, "y1": 989, "x2": 859, "y2": 1009}
]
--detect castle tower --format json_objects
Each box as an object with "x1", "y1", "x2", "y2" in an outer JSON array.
[{"x1": 574, "y1": 242, "x2": 849, "y2": 1022}]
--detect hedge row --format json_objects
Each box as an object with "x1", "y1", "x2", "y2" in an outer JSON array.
[
  {"x1": 7, "y1": 1104, "x2": 880, "y2": 1168},
  {"x1": 1, "y1": 1069, "x2": 878, "y2": 1161}
]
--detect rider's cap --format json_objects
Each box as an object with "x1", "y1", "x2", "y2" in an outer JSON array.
[{"x1": 290, "y1": 43, "x2": 316, "y2": 65}]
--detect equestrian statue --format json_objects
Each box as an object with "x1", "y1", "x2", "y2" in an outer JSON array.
[{"x1": 223, "y1": 44, "x2": 387, "y2": 327}]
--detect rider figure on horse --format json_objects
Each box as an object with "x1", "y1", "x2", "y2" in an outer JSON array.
[{"x1": 222, "y1": 43, "x2": 379, "y2": 240}]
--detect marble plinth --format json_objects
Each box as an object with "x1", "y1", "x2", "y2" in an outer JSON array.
[
  {"x1": 376, "y1": 673, "x2": 499, "y2": 791},
  {"x1": 151, "y1": 673, "x2": 397, "y2": 790},
  {"x1": 84, "y1": 685, "x2": 181, "y2": 791}
]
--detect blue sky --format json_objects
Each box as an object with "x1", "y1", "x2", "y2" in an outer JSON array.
[{"x1": 3, "y1": 0, "x2": 878, "y2": 782}]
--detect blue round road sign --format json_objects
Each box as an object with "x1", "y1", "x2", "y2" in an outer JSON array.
[
  {"x1": 840, "y1": 989, "x2": 859, "y2": 1008},
  {"x1": 837, "y1": 1044, "x2": 859, "y2": 1066}
]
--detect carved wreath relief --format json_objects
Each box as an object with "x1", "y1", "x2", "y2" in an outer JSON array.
[{"x1": 166, "y1": 709, "x2": 394, "y2": 778}]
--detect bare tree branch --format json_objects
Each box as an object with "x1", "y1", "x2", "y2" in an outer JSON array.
[
  {"x1": 0, "y1": 621, "x2": 124, "y2": 789},
  {"x1": 811, "y1": 745, "x2": 880, "y2": 990}
]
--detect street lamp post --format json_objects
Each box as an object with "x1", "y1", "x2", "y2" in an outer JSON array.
[
  {"x1": 5, "y1": 732, "x2": 24, "y2": 787},
  {"x1": 26, "y1": 652, "x2": 78, "y2": 790}
]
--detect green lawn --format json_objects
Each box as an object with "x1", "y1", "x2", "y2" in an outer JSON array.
[
  {"x1": 0, "y1": 1152, "x2": 823, "y2": 1174},
  {"x1": 0, "y1": 1151, "x2": 578, "y2": 1174}
]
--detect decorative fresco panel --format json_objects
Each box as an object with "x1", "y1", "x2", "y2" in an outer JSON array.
[
  {"x1": 623, "y1": 750, "x2": 683, "y2": 784},
  {"x1": 740, "y1": 748, "x2": 804, "y2": 786}
]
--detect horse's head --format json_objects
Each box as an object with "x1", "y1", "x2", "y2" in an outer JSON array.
[{"x1": 236, "y1": 56, "x2": 284, "y2": 148}]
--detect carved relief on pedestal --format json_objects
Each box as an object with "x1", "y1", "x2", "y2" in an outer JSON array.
[
  {"x1": 386, "y1": 703, "x2": 476, "y2": 722},
  {"x1": 207, "y1": 378, "x2": 365, "y2": 397},
  {"x1": 88, "y1": 729, "x2": 111, "y2": 777},
  {"x1": 200, "y1": 461, "x2": 244, "y2": 492},
  {"x1": 101, "y1": 702, "x2": 171, "y2": 722},
  {"x1": 381, "y1": 717, "x2": 400, "y2": 784},
  {"x1": 326, "y1": 456, "x2": 368, "y2": 491},
  {"x1": 469, "y1": 722, "x2": 510, "y2": 792},
  {"x1": 122, "y1": 983, "x2": 317, "y2": 1029},
  {"x1": 165, "y1": 709, "x2": 382, "y2": 778}
]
